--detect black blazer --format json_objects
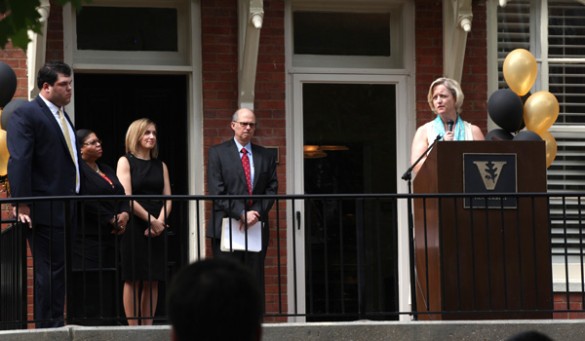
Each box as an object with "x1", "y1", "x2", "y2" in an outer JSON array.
[
  {"x1": 207, "y1": 139, "x2": 278, "y2": 239},
  {"x1": 78, "y1": 161, "x2": 129, "y2": 236},
  {"x1": 6, "y1": 96, "x2": 80, "y2": 227},
  {"x1": 74, "y1": 161, "x2": 128, "y2": 269}
]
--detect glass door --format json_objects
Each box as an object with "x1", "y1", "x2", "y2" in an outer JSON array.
[{"x1": 300, "y1": 81, "x2": 399, "y2": 321}]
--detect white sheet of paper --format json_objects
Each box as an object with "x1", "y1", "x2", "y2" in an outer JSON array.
[{"x1": 220, "y1": 218, "x2": 262, "y2": 252}]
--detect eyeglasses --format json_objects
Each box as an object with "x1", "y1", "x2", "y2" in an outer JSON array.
[
  {"x1": 234, "y1": 121, "x2": 256, "y2": 128},
  {"x1": 83, "y1": 139, "x2": 102, "y2": 146}
]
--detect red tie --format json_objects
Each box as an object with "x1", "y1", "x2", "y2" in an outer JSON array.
[{"x1": 241, "y1": 148, "x2": 253, "y2": 195}]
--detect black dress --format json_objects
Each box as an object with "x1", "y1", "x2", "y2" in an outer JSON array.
[
  {"x1": 120, "y1": 153, "x2": 167, "y2": 281},
  {"x1": 70, "y1": 160, "x2": 129, "y2": 325}
]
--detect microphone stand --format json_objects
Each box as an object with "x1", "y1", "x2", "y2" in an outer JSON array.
[
  {"x1": 401, "y1": 134, "x2": 441, "y2": 320},
  {"x1": 402, "y1": 134, "x2": 442, "y2": 182}
]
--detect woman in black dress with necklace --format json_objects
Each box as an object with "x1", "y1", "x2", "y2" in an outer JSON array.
[
  {"x1": 70, "y1": 129, "x2": 129, "y2": 325},
  {"x1": 116, "y1": 118, "x2": 172, "y2": 326}
]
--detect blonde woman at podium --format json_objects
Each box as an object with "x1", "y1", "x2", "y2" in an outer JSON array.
[{"x1": 410, "y1": 77, "x2": 484, "y2": 175}]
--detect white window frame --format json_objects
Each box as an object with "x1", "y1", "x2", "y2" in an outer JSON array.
[
  {"x1": 68, "y1": 0, "x2": 191, "y2": 68},
  {"x1": 288, "y1": 0, "x2": 412, "y2": 73}
]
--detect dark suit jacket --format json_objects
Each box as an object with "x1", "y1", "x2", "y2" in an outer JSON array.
[
  {"x1": 74, "y1": 161, "x2": 128, "y2": 269},
  {"x1": 78, "y1": 161, "x2": 129, "y2": 236},
  {"x1": 6, "y1": 95, "x2": 79, "y2": 227},
  {"x1": 207, "y1": 139, "x2": 278, "y2": 239}
]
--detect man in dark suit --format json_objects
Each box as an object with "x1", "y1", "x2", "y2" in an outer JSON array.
[
  {"x1": 7, "y1": 61, "x2": 80, "y2": 328},
  {"x1": 207, "y1": 108, "x2": 278, "y2": 300}
]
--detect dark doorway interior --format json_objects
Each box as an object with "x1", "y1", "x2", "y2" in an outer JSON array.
[
  {"x1": 303, "y1": 83, "x2": 398, "y2": 321},
  {"x1": 72, "y1": 73, "x2": 189, "y2": 324},
  {"x1": 73, "y1": 73, "x2": 188, "y2": 195}
]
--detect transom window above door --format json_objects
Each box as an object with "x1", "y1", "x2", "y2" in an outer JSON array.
[
  {"x1": 290, "y1": 0, "x2": 409, "y2": 69},
  {"x1": 293, "y1": 11, "x2": 391, "y2": 57},
  {"x1": 76, "y1": 7, "x2": 178, "y2": 52},
  {"x1": 70, "y1": 0, "x2": 190, "y2": 67}
]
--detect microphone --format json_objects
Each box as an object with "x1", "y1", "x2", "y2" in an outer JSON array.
[{"x1": 447, "y1": 119, "x2": 454, "y2": 132}]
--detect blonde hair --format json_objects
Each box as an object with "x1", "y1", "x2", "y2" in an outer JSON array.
[
  {"x1": 124, "y1": 118, "x2": 159, "y2": 158},
  {"x1": 427, "y1": 77, "x2": 464, "y2": 113}
]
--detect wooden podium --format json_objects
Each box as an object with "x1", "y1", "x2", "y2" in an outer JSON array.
[{"x1": 413, "y1": 141, "x2": 552, "y2": 320}]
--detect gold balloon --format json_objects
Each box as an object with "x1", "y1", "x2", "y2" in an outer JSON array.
[
  {"x1": 523, "y1": 91, "x2": 560, "y2": 134},
  {"x1": 538, "y1": 130, "x2": 557, "y2": 168},
  {"x1": 0, "y1": 129, "x2": 8, "y2": 176},
  {"x1": 503, "y1": 49, "x2": 538, "y2": 96}
]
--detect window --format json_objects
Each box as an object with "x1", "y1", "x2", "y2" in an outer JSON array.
[
  {"x1": 290, "y1": 1, "x2": 407, "y2": 69},
  {"x1": 77, "y1": 7, "x2": 178, "y2": 52},
  {"x1": 71, "y1": 0, "x2": 189, "y2": 66},
  {"x1": 496, "y1": 0, "x2": 585, "y2": 289},
  {"x1": 293, "y1": 11, "x2": 391, "y2": 56}
]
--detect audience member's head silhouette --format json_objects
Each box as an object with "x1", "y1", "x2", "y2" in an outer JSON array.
[
  {"x1": 167, "y1": 257, "x2": 262, "y2": 341},
  {"x1": 507, "y1": 330, "x2": 553, "y2": 341}
]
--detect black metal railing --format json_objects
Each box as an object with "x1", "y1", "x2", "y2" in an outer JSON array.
[
  {"x1": 1, "y1": 192, "x2": 584, "y2": 328},
  {"x1": 0, "y1": 220, "x2": 27, "y2": 329}
]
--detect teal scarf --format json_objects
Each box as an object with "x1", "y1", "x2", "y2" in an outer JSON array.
[{"x1": 432, "y1": 115, "x2": 465, "y2": 140}]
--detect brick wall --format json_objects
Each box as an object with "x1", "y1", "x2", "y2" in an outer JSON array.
[
  {"x1": 554, "y1": 293, "x2": 585, "y2": 319},
  {"x1": 46, "y1": 0, "x2": 64, "y2": 62},
  {"x1": 415, "y1": 0, "x2": 488, "y2": 133},
  {"x1": 461, "y1": 0, "x2": 488, "y2": 131},
  {"x1": 0, "y1": 45, "x2": 27, "y2": 100},
  {"x1": 255, "y1": 0, "x2": 287, "y2": 320}
]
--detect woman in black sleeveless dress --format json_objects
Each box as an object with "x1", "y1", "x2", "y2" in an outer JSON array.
[{"x1": 116, "y1": 118, "x2": 172, "y2": 325}]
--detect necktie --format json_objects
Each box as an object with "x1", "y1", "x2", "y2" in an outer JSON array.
[
  {"x1": 241, "y1": 148, "x2": 253, "y2": 195},
  {"x1": 58, "y1": 109, "x2": 75, "y2": 161},
  {"x1": 59, "y1": 109, "x2": 79, "y2": 188}
]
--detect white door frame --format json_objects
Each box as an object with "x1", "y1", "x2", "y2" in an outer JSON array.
[{"x1": 286, "y1": 73, "x2": 414, "y2": 321}]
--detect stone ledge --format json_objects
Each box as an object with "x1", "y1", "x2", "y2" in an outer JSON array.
[{"x1": 2, "y1": 320, "x2": 585, "y2": 341}]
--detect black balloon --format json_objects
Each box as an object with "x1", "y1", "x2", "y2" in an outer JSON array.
[
  {"x1": 1, "y1": 99, "x2": 27, "y2": 130},
  {"x1": 488, "y1": 89, "x2": 524, "y2": 133},
  {"x1": 513, "y1": 130, "x2": 542, "y2": 141},
  {"x1": 518, "y1": 92, "x2": 529, "y2": 130},
  {"x1": 0, "y1": 62, "x2": 17, "y2": 108},
  {"x1": 485, "y1": 128, "x2": 514, "y2": 141},
  {"x1": 517, "y1": 118, "x2": 526, "y2": 131}
]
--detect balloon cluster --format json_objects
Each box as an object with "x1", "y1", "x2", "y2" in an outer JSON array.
[
  {"x1": 0, "y1": 61, "x2": 27, "y2": 187},
  {"x1": 486, "y1": 49, "x2": 559, "y2": 168}
]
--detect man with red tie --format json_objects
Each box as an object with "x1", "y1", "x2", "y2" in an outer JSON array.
[{"x1": 207, "y1": 108, "x2": 278, "y2": 302}]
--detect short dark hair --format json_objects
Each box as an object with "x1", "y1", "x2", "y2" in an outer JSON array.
[
  {"x1": 37, "y1": 61, "x2": 72, "y2": 89},
  {"x1": 167, "y1": 258, "x2": 262, "y2": 341},
  {"x1": 75, "y1": 129, "x2": 93, "y2": 149}
]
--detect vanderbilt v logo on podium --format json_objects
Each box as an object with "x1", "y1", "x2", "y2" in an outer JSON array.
[{"x1": 463, "y1": 153, "x2": 518, "y2": 209}]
